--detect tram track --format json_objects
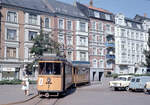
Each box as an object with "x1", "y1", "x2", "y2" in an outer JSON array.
[{"x1": 33, "y1": 97, "x2": 60, "y2": 105}]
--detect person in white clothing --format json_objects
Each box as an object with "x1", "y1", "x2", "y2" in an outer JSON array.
[{"x1": 22, "y1": 75, "x2": 29, "y2": 96}]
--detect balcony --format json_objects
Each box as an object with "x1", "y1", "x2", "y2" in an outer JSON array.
[
  {"x1": 105, "y1": 43, "x2": 115, "y2": 47},
  {"x1": 106, "y1": 55, "x2": 115, "y2": 59}
]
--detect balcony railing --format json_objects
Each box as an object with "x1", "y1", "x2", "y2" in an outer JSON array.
[
  {"x1": 106, "y1": 55, "x2": 115, "y2": 59},
  {"x1": 105, "y1": 43, "x2": 115, "y2": 47}
]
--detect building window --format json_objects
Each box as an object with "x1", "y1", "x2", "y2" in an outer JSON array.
[
  {"x1": 7, "y1": 29, "x2": 17, "y2": 40},
  {"x1": 93, "y1": 59, "x2": 97, "y2": 68},
  {"x1": 58, "y1": 32, "x2": 64, "y2": 43},
  {"x1": 100, "y1": 48, "x2": 104, "y2": 55},
  {"x1": 80, "y1": 52, "x2": 86, "y2": 61},
  {"x1": 93, "y1": 47, "x2": 97, "y2": 55},
  {"x1": 106, "y1": 24, "x2": 111, "y2": 32},
  {"x1": 7, "y1": 47, "x2": 16, "y2": 58},
  {"x1": 28, "y1": 31, "x2": 37, "y2": 41},
  {"x1": 28, "y1": 48, "x2": 32, "y2": 59},
  {"x1": 92, "y1": 21, "x2": 96, "y2": 30},
  {"x1": 67, "y1": 20, "x2": 72, "y2": 30},
  {"x1": 80, "y1": 22, "x2": 86, "y2": 32},
  {"x1": 92, "y1": 34, "x2": 97, "y2": 42},
  {"x1": 80, "y1": 37, "x2": 86, "y2": 46},
  {"x1": 121, "y1": 29, "x2": 126, "y2": 37},
  {"x1": 67, "y1": 36, "x2": 72, "y2": 45},
  {"x1": 98, "y1": 22, "x2": 103, "y2": 31},
  {"x1": 45, "y1": 18, "x2": 49, "y2": 28},
  {"x1": 58, "y1": 19, "x2": 64, "y2": 29},
  {"x1": 29, "y1": 14, "x2": 37, "y2": 25},
  {"x1": 7, "y1": 11, "x2": 17, "y2": 23}
]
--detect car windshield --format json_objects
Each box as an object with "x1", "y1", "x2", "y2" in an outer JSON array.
[
  {"x1": 128, "y1": 77, "x2": 132, "y2": 81},
  {"x1": 136, "y1": 78, "x2": 140, "y2": 82},
  {"x1": 116, "y1": 77, "x2": 126, "y2": 81}
]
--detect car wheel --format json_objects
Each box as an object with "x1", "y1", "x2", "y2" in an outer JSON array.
[
  {"x1": 114, "y1": 87, "x2": 118, "y2": 91},
  {"x1": 125, "y1": 86, "x2": 129, "y2": 91}
]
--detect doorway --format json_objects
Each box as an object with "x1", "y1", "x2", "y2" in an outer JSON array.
[
  {"x1": 99, "y1": 72, "x2": 103, "y2": 81},
  {"x1": 93, "y1": 71, "x2": 96, "y2": 81}
]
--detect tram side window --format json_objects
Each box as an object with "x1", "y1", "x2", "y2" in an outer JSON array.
[{"x1": 39, "y1": 63, "x2": 45, "y2": 74}]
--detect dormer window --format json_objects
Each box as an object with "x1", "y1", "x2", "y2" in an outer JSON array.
[
  {"x1": 127, "y1": 22, "x2": 132, "y2": 27},
  {"x1": 7, "y1": 11, "x2": 17, "y2": 23},
  {"x1": 94, "y1": 11, "x2": 100, "y2": 18},
  {"x1": 105, "y1": 14, "x2": 110, "y2": 20},
  {"x1": 137, "y1": 24, "x2": 141, "y2": 29}
]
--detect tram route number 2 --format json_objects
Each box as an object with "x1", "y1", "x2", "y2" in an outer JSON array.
[{"x1": 39, "y1": 78, "x2": 43, "y2": 85}]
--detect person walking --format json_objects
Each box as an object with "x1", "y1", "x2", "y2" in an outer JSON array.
[{"x1": 22, "y1": 75, "x2": 29, "y2": 96}]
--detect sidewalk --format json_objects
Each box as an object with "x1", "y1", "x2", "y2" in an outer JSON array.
[{"x1": 0, "y1": 84, "x2": 37, "y2": 105}]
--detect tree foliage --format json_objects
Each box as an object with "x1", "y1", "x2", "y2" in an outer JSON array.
[
  {"x1": 26, "y1": 30, "x2": 61, "y2": 74},
  {"x1": 30, "y1": 30, "x2": 61, "y2": 58},
  {"x1": 144, "y1": 29, "x2": 150, "y2": 68}
]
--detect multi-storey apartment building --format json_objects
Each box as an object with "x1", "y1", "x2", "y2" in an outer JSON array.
[
  {"x1": 0, "y1": 0, "x2": 89, "y2": 80},
  {"x1": 115, "y1": 13, "x2": 148, "y2": 74},
  {"x1": 77, "y1": 1, "x2": 115, "y2": 81}
]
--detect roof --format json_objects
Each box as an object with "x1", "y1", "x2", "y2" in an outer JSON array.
[
  {"x1": 76, "y1": 2, "x2": 114, "y2": 22},
  {"x1": 124, "y1": 17, "x2": 144, "y2": 30},
  {"x1": 0, "y1": 0, "x2": 88, "y2": 19},
  {"x1": 134, "y1": 14, "x2": 150, "y2": 22},
  {"x1": 0, "y1": 0, "x2": 52, "y2": 13},
  {"x1": 87, "y1": 5, "x2": 112, "y2": 14},
  {"x1": 46, "y1": 0, "x2": 88, "y2": 19}
]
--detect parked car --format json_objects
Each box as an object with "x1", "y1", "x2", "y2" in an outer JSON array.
[
  {"x1": 109, "y1": 75, "x2": 133, "y2": 91},
  {"x1": 129, "y1": 76, "x2": 150, "y2": 91},
  {"x1": 144, "y1": 82, "x2": 150, "y2": 93}
]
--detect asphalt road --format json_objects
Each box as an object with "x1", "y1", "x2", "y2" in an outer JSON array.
[{"x1": 19, "y1": 78, "x2": 150, "y2": 105}]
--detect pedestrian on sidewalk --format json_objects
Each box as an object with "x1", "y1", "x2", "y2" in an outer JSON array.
[{"x1": 22, "y1": 75, "x2": 30, "y2": 96}]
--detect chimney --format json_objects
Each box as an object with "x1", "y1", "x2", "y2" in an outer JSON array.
[
  {"x1": 90, "y1": 0, "x2": 93, "y2": 6},
  {"x1": 73, "y1": 0, "x2": 77, "y2": 7},
  {"x1": 144, "y1": 13, "x2": 147, "y2": 17}
]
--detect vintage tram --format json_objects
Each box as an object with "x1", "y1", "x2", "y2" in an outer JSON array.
[
  {"x1": 37, "y1": 56, "x2": 73, "y2": 97},
  {"x1": 72, "y1": 61, "x2": 90, "y2": 87}
]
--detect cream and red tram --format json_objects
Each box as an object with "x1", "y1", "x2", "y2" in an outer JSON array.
[{"x1": 37, "y1": 56, "x2": 73, "y2": 97}]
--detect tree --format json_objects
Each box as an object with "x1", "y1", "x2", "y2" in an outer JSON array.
[
  {"x1": 144, "y1": 29, "x2": 150, "y2": 68},
  {"x1": 26, "y1": 30, "x2": 61, "y2": 75}
]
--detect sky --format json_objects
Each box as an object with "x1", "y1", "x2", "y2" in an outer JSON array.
[{"x1": 57, "y1": 0, "x2": 150, "y2": 18}]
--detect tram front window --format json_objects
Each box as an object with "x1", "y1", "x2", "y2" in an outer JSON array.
[{"x1": 39, "y1": 63, "x2": 61, "y2": 75}]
